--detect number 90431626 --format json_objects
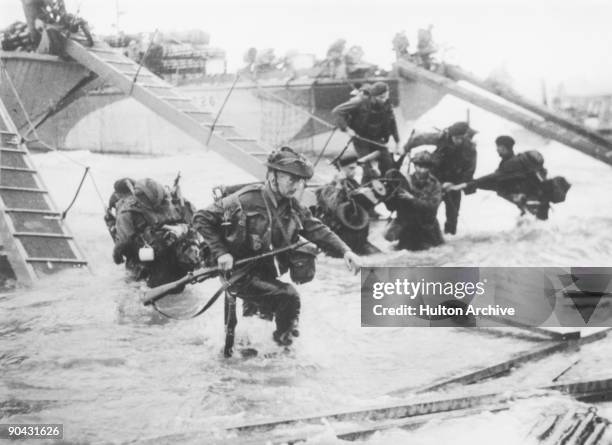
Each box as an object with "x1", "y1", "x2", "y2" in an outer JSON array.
[{"x1": 0, "y1": 424, "x2": 63, "y2": 440}]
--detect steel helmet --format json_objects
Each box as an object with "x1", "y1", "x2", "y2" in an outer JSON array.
[
  {"x1": 411, "y1": 150, "x2": 434, "y2": 167},
  {"x1": 266, "y1": 146, "x2": 314, "y2": 179},
  {"x1": 134, "y1": 178, "x2": 167, "y2": 208}
]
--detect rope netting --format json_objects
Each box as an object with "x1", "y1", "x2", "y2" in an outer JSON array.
[{"x1": 256, "y1": 87, "x2": 316, "y2": 155}]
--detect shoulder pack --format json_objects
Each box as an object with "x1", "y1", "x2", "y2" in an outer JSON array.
[{"x1": 542, "y1": 176, "x2": 571, "y2": 203}]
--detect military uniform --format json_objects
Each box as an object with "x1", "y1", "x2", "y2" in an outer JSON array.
[
  {"x1": 385, "y1": 166, "x2": 443, "y2": 251},
  {"x1": 406, "y1": 123, "x2": 477, "y2": 234},
  {"x1": 113, "y1": 179, "x2": 197, "y2": 287},
  {"x1": 466, "y1": 150, "x2": 550, "y2": 220},
  {"x1": 332, "y1": 83, "x2": 399, "y2": 183},
  {"x1": 193, "y1": 182, "x2": 350, "y2": 342}
]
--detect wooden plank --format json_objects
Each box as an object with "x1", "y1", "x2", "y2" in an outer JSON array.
[
  {"x1": 14, "y1": 232, "x2": 73, "y2": 239},
  {"x1": 0, "y1": 186, "x2": 46, "y2": 193},
  {"x1": 444, "y1": 64, "x2": 612, "y2": 151},
  {"x1": 225, "y1": 404, "x2": 510, "y2": 445},
  {"x1": 64, "y1": 39, "x2": 268, "y2": 179},
  {"x1": 397, "y1": 60, "x2": 612, "y2": 166},
  {"x1": 3, "y1": 208, "x2": 60, "y2": 215},
  {"x1": 388, "y1": 328, "x2": 611, "y2": 397},
  {"x1": 26, "y1": 257, "x2": 87, "y2": 264},
  {"x1": 223, "y1": 376, "x2": 612, "y2": 439},
  {"x1": 0, "y1": 166, "x2": 37, "y2": 173}
]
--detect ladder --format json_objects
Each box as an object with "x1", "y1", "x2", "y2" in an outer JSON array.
[
  {"x1": 397, "y1": 59, "x2": 612, "y2": 166},
  {"x1": 0, "y1": 97, "x2": 87, "y2": 285},
  {"x1": 63, "y1": 39, "x2": 270, "y2": 179}
]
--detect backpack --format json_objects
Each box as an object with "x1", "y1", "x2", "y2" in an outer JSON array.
[
  {"x1": 517, "y1": 150, "x2": 545, "y2": 172},
  {"x1": 542, "y1": 176, "x2": 571, "y2": 203}
]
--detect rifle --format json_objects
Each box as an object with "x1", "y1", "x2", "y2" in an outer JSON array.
[
  {"x1": 172, "y1": 171, "x2": 184, "y2": 207},
  {"x1": 142, "y1": 240, "x2": 308, "y2": 306}
]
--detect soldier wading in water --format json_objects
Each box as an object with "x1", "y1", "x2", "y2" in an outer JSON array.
[{"x1": 193, "y1": 147, "x2": 362, "y2": 347}]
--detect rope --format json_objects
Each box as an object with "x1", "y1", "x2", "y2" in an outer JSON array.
[
  {"x1": 242, "y1": 75, "x2": 390, "y2": 150},
  {"x1": 129, "y1": 29, "x2": 159, "y2": 96},
  {"x1": 329, "y1": 136, "x2": 354, "y2": 166},
  {"x1": 313, "y1": 126, "x2": 337, "y2": 168},
  {"x1": 206, "y1": 73, "x2": 240, "y2": 146},
  {"x1": 60, "y1": 166, "x2": 89, "y2": 219}
]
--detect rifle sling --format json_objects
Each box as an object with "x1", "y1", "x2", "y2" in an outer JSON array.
[{"x1": 151, "y1": 264, "x2": 254, "y2": 320}]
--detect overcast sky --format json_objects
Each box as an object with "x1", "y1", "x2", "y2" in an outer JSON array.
[{"x1": 2, "y1": 0, "x2": 611, "y2": 96}]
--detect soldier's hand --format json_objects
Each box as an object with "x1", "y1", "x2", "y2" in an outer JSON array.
[
  {"x1": 112, "y1": 247, "x2": 124, "y2": 265},
  {"x1": 217, "y1": 253, "x2": 234, "y2": 271},
  {"x1": 441, "y1": 182, "x2": 455, "y2": 191},
  {"x1": 393, "y1": 140, "x2": 401, "y2": 155},
  {"x1": 346, "y1": 128, "x2": 356, "y2": 138},
  {"x1": 343, "y1": 251, "x2": 361, "y2": 275},
  {"x1": 397, "y1": 190, "x2": 414, "y2": 200}
]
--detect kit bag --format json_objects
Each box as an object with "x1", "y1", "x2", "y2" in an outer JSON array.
[{"x1": 542, "y1": 176, "x2": 571, "y2": 203}]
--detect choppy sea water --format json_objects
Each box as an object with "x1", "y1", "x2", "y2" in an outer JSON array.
[{"x1": 2, "y1": 108, "x2": 612, "y2": 443}]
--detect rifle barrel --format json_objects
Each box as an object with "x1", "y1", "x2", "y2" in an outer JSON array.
[{"x1": 142, "y1": 241, "x2": 309, "y2": 306}]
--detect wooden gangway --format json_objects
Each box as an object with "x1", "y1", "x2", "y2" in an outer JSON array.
[
  {"x1": 397, "y1": 59, "x2": 612, "y2": 166},
  {"x1": 63, "y1": 39, "x2": 271, "y2": 179},
  {"x1": 443, "y1": 64, "x2": 612, "y2": 150}
]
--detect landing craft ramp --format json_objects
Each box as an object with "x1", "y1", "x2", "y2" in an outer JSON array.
[
  {"x1": 397, "y1": 59, "x2": 612, "y2": 166},
  {"x1": 63, "y1": 39, "x2": 272, "y2": 179},
  {"x1": 0, "y1": 95, "x2": 87, "y2": 286},
  {"x1": 443, "y1": 64, "x2": 612, "y2": 150}
]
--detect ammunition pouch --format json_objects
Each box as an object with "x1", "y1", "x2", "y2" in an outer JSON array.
[{"x1": 287, "y1": 242, "x2": 318, "y2": 284}]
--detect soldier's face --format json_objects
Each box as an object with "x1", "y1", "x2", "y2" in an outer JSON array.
[
  {"x1": 341, "y1": 163, "x2": 358, "y2": 179},
  {"x1": 414, "y1": 164, "x2": 430, "y2": 179},
  {"x1": 275, "y1": 172, "x2": 304, "y2": 197},
  {"x1": 451, "y1": 135, "x2": 464, "y2": 145},
  {"x1": 496, "y1": 144, "x2": 513, "y2": 159},
  {"x1": 373, "y1": 91, "x2": 389, "y2": 104}
]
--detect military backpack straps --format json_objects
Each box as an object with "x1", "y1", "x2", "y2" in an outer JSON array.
[{"x1": 260, "y1": 190, "x2": 317, "y2": 285}]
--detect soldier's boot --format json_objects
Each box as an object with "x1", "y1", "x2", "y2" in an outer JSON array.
[
  {"x1": 242, "y1": 300, "x2": 258, "y2": 317},
  {"x1": 273, "y1": 319, "x2": 299, "y2": 346},
  {"x1": 444, "y1": 221, "x2": 456, "y2": 235}
]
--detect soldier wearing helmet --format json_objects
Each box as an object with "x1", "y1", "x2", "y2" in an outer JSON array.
[
  {"x1": 112, "y1": 178, "x2": 198, "y2": 286},
  {"x1": 404, "y1": 121, "x2": 478, "y2": 235},
  {"x1": 193, "y1": 147, "x2": 361, "y2": 348},
  {"x1": 383, "y1": 150, "x2": 444, "y2": 251}
]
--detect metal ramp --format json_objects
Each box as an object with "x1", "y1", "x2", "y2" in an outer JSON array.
[
  {"x1": 63, "y1": 39, "x2": 270, "y2": 179},
  {"x1": 0, "y1": 97, "x2": 87, "y2": 286},
  {"x1": 397, "y1": 59, "x2": 612, "y2": 166},
  {"x1": 443, "y1": 64, "x2": 612, "y2": 151}
]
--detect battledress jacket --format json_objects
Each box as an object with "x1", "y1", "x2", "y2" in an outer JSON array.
[
  {"x1": 193, "y1": 184, "x2": 351, "y2": 274},
  {"x1": 114, "y1": 196, "x2": 188, "y2": 257},
  {"x1": 407, "y1": 131, "x2": 477, "y2": 184},
  {"x1": 390, "y1": 172, "x2": 443, "y2": 226},
  {"x1": 385, "y1": 170, "x2": 443, "y2": 249},
  {"x1": 332, "y1": 96, "x2": 400, "y2": 143},
  {"x1": 467, "y1": 151, "x2": 546, "y2": 196}
]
